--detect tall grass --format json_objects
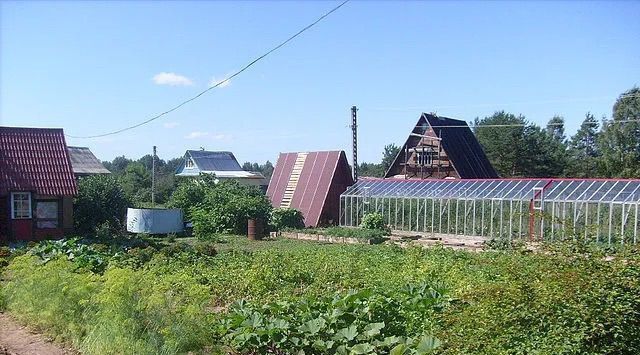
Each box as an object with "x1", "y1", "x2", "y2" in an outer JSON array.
[{"x1": 1, "y1": 238, "x2": 639, "y2": 354}]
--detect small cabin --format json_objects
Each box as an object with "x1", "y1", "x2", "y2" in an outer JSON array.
[
  {"x1": 0, "y1": 127, "x2": 77, "y2": 242},
  {"x1": 175, "y1": 150, "x2": 268, "y2": 189}
]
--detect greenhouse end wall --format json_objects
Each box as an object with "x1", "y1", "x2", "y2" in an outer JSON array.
[{"x1": 340, "y1": 178, "x2": 640, "y2": 245}]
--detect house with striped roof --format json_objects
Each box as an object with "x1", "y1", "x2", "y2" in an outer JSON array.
[{"x1": 0, "y1": 127, "x2": 78, "y2": 242}]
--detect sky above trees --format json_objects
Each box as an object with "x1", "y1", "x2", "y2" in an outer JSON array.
[{"x1": 1, "y1": 1, "x2": 638, "y2": 164}]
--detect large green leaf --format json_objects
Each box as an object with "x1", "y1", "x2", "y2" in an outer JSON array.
[
  {"x1": 335, "y1": 324, "x2": 359, "y2": 341},
  {"x1": 363, "y1": 322, "x2": 385, "y2": 338},
  {"x1": 416, "y1": 335, "x2": 442, "y2": 354}
]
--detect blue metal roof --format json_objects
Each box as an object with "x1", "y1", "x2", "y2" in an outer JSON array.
[{"x1": 187, "y1": 150, "x2": 242, "y2": 172}]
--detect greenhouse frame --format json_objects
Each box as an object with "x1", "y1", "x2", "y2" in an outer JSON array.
[{"x1": 339, "y1": 178, "x2": 640, "y2": 245}]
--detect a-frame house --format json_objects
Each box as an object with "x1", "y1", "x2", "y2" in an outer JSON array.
[
  {"x1": 267, "y1": 151, "x2": 354, "y2": 227},
  {"x1": 385, "y1": 113, "x2": 498, "y2": 179}
]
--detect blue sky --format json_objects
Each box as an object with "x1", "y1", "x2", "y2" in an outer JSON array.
[{"x1": 1, "y1": 1, "x2": 638, "y2": 164}]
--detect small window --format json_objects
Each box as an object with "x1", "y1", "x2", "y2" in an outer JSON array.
[
  {"x1": 416, "y1": 152, "x2": 433, "y2": 166},
  {"x1": 36, "y1": 201, "x2": 59, "y2": 229},
  {"x1": 185, "y1": 159, "x2": 195, "y2": 168},
  {"x1": 11, "y1": 192, "x2": 31, "y2": 219}
]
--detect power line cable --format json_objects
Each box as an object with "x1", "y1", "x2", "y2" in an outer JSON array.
[
  {"x1": 366, "y1": 93, "x2": 640, "y2": 112},
  {"x1": 67, "y1": 0, "x2": 350, "y2": 139}
]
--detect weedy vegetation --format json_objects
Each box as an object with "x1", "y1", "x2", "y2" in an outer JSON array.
[{"x1": 1, "y1": 236, "x2": 639, "y2": 354}]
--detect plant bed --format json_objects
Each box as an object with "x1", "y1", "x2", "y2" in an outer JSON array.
[{"x1": 281, "y1": 227, "x2": 389, "y2": 245}]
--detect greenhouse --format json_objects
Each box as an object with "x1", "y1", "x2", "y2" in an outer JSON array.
[{"x1": 339, "y1": 178, "x2": 640, "y2": 245}]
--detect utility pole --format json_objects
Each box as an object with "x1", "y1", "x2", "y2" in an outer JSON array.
[
  {"x1": 152, "y1": 145, "x2": 156, "y2": 206},
  {"x1": 350, "y1": 106, "x2": 358, "y2": 181}
]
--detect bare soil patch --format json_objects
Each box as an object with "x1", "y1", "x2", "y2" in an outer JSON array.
[{"x1": 0, "y1": 313, "x2": 73, "y2": 355}]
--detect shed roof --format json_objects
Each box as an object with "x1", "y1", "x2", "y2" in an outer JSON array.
[
  {"x1": 425, "y1": 114, "x2": 498, "y2": 179},
  {"x1": 188, "y1": 150, "x2": 243, "y2": 172},
  {"x1": 267, "y1": 151, "x2": 354, "y2": 227},
  {"x1": 0, "y1": 126, "x2": 77, "y2": 196},
  {"x1": 68, "y1": 146, "x2": 111, "y2": 175}
]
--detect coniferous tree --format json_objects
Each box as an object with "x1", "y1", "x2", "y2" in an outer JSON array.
[
  {"x1": 567, "y1": 113, "x2": 600, "y2": 177},
  {"x1": 597, "y1": 88, "x2": 640, "y2": 177}
]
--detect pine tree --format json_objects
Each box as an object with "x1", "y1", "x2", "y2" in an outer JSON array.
[
  {"x1": 597, "y1": 88, "x2": 640, "y2": 177},
  {"x1": 567, "y1": 113, "x2": 600, "y2": 177}
]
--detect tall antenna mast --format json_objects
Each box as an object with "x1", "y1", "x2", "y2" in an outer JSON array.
[{"x1": 350, "y1": 106, "x2": 358, "y2": 181}]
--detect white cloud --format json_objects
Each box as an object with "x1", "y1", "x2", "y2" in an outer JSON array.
[
  {"x1": 163, "y1": 122, "x2": 180, "y2": 129},
  {"x1": 153, "y1": 72, "x2": 194, "y2": 86},
  {"x1": 212, "y1": 133, "x2": 232, "y2": 141},
  {"x1": 185, "y1": 131, "x2": 208, "y2": 139},
  {"x1": 184, "y1": 131, "x2": 233, "y2": 141},
  {"x1": 208, "y1": 74, "x2": 232, "y2": 88}
]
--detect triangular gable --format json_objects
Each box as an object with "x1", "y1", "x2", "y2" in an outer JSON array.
[{"x1": 384, "y1": 113, "x2": 498, "y2": 179}]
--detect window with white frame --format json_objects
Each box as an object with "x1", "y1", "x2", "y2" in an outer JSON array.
[
  {"x1": 185, "y1": 158, "x2": 195, "y2": 168},
  {"x1": 416, "y1": 151, "x2": 433, "y2": 166},
  {"x1": 11, "y1": 192, "x2": 31, "y2": 219}
]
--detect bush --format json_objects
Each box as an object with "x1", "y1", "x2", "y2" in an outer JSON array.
[
  {"x1": 270, "y1": 208, "x2": 305, "y2": 231},
  {"x1": 74, "y1": 175, "x2": 130, "y2": 236},
  {"x1": 190, "y1": 180, "x2": 272, "y2": 239},
  {"x1": 360, "y1": 212, "x2": 388, "y2": 232},
  {"x1": 194, "y1": 242, "x2": 217, "y2": 257},
  {"x1": 166, "y1": 175, "x2": 216, "y2": 221}
]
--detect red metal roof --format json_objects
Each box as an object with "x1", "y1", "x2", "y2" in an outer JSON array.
[
  {"x1": 267, "y1": 151, "x2": 354, "y2": 227},
  {"x1": 0, "y1": 127, "x2": 77, "y2": 196}
]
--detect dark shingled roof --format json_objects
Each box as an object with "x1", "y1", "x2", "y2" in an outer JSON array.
[
  {"x1": 68, "y1": 146, "x2": 111, "y2": 175},
  {"x1": 385, "y1": 113, "x2": 498, "y2": 179},
  {"x1": 424, "y1": 114, "x2": 498, "y2": 179},
  {"x1": 0, "y1": 127, "x2": 77, "y2": 196},
  {"x1": 187, "y1": 150, "x2": 243, "y2": 171}
]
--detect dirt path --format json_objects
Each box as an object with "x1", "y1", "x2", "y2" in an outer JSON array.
[{"x1": 0, "y1": 313, "x2": 73, "y2": 355}]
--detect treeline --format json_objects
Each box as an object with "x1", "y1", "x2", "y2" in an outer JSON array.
[
  {"x1": 101, "y1": 154, "x2": 275, "y2": 206},
  {"x1": 475, "y1": 87, "x2": 639, "y2": 178},
  {"x1": 358, "y1": 87, "x2": 640, "y2": 179}
]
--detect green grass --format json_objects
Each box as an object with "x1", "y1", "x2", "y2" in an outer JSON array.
[{"x1": 1, "y1": 236, "x2": 639, "y2": 354}]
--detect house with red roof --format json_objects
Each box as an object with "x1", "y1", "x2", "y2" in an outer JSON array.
[
  {"x1": 0, "y1": 127, "x2": 77, "y2": 242},
  {"x1": 267, "y1": 151, "x2": 354, "y2": 227}
]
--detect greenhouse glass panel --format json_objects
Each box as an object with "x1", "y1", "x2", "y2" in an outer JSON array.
[{"x1": 340, "y1": 178, "x2": 640, "y2": 245}]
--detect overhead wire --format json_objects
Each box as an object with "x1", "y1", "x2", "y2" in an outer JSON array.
[
  {"x1": 66, "y1": 0, "x2": 350, "y2": 139},
  {"x1": 365, "y1": 93, "x2": 640, "y2": 112}
]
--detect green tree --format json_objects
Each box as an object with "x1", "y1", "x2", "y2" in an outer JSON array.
[
  {"x1": 166, "y1": 174, "x2": 216, "y2": 220},
  {"x1": 567, "y1": 113, "x2": 600, "y2": 177},
  {"x1": 597, "y1": 88, "x2": 640, "y2": 177},
  {"x1": 120, "y1": 162, "x2": 151, "y2": 204},
  {"x1": 358, "y1": 162, "x2": 384, "y2": 177},
  {"x1": 546, "y1": 115, "x2": 566, "y2": 143},
  {"x1": 103, "y1": 156, "x2": 132, "y2": 174},
  {"x1": 381, "y1": 144, "x2": 400, "y2": 173},
  {"x1": 474, "y1": 111, "x2": 527, "y2": 177},
  {"x1": 520, "y1": 124, "x2": 567, "y2": 177},
  {"x1": 190, "y1": 180, "x2": 273, "y2": 238},
  {"x1": 242, "y1": 161, "x2": 275, "y2": 180},
  {"x1": 74, "y1": 175, "x2": 130, "y2": 235}
]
